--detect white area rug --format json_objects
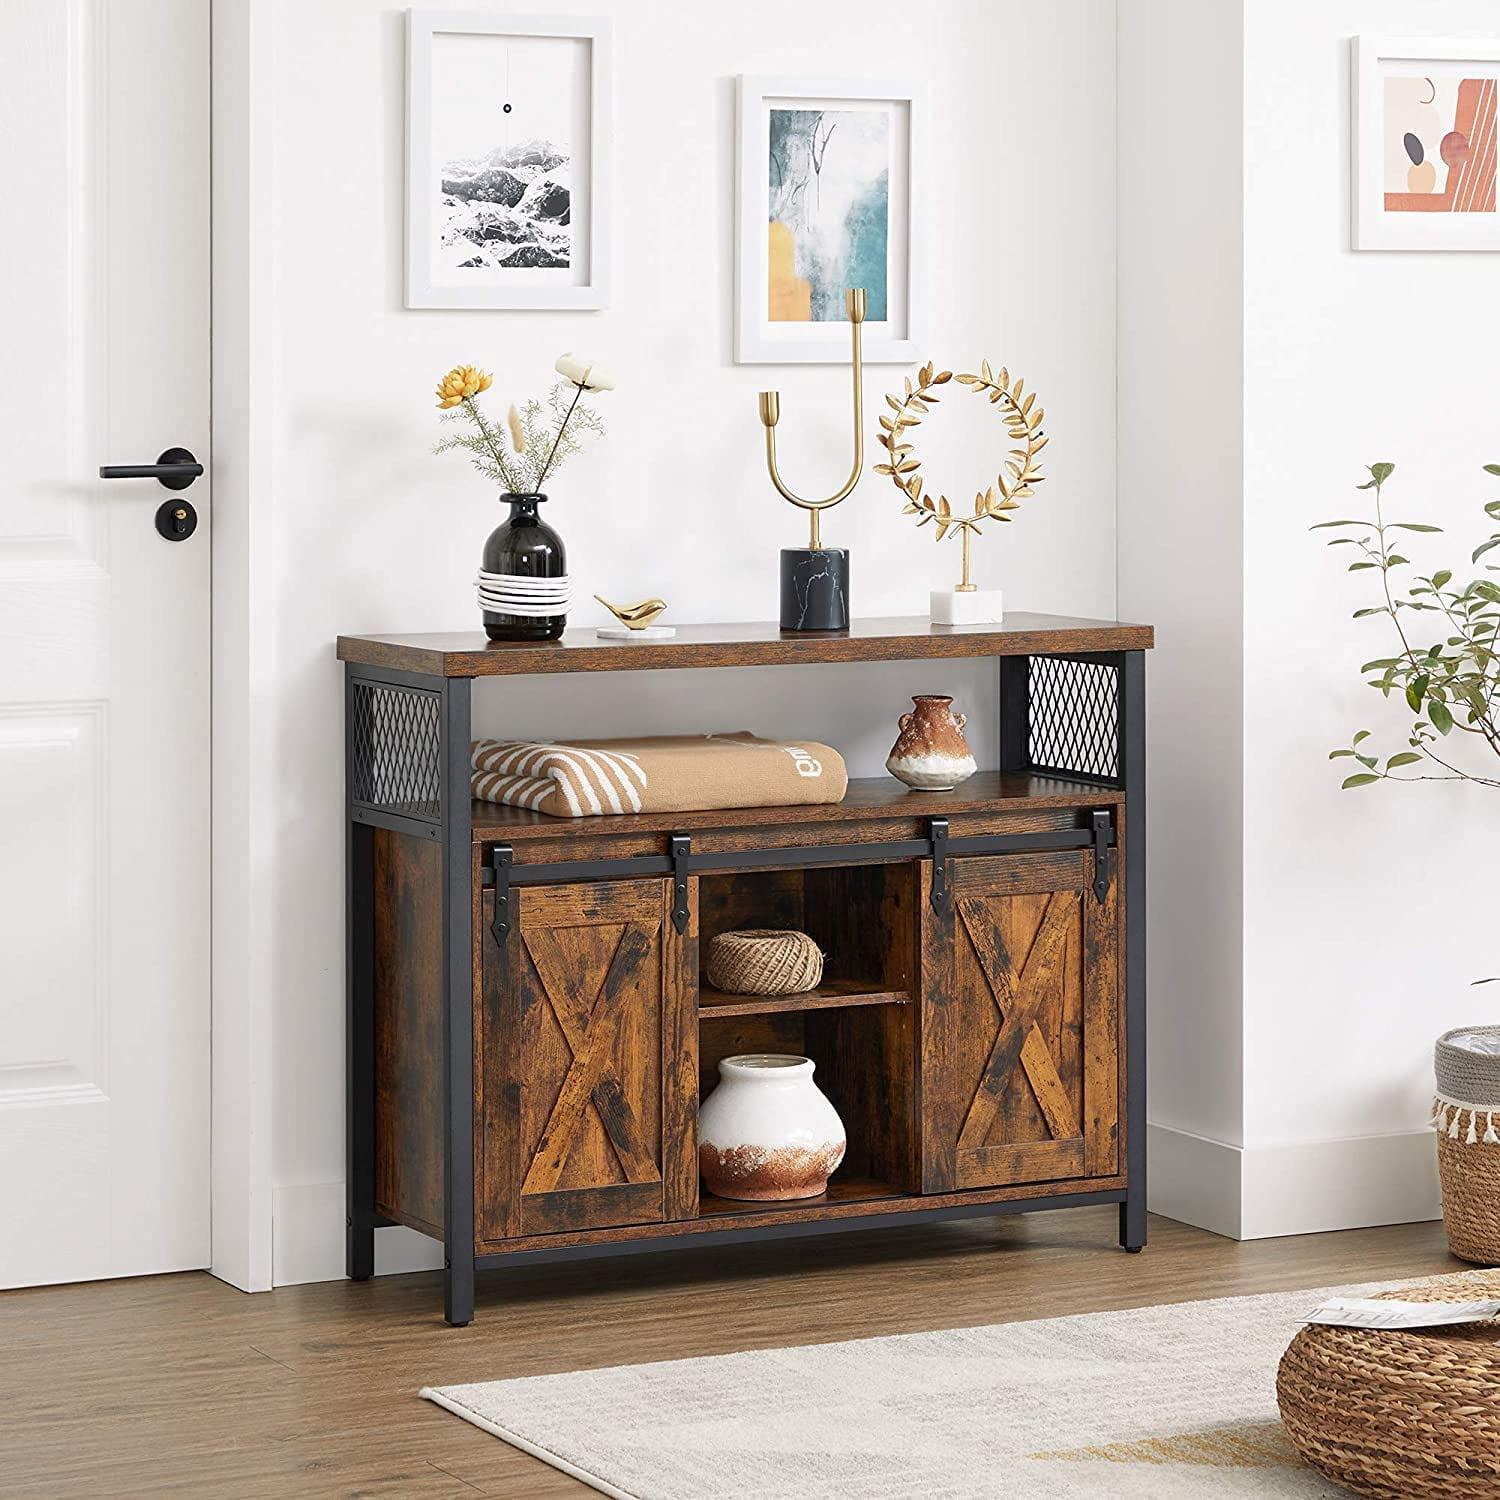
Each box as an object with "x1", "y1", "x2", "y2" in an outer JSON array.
[{"x1": 421, "y1": 1272, "x2": 1478, "y2": 1498}]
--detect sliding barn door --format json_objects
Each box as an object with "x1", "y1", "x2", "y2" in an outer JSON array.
[
  {"x1": 920, "y1": 851, "x2": 1119, "y2": 1193},
  {"x1": 478, "y1": 878, "x2": 697, "y2": 1240}
]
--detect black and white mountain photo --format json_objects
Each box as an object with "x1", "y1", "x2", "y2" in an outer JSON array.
[
  {"x1": 425, "y1": 27, "x2": 591, "y2": 286},
  {"x1": 440, "y1": 139, "x2": 571, "y2": 270}
]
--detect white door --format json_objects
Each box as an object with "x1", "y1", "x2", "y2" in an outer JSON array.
[{"x1": 0, "y1": 0, "x2": 210, "y2": 1287}]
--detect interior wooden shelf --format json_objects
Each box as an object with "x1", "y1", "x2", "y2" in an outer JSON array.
[
  {"x1": 471, "y1": 770, "x2": 1122, "y2": 842},
  {"x1": 697, "y1": 1176, "x2": 904, "y2": 1219},
  {"x1": 697, "y1": 979, "x2": 910, "y2": 1018}
]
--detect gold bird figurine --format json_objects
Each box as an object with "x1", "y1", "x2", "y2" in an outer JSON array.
[{"x1": 594, "y1": 595, "x2": 669, "y2": 631}]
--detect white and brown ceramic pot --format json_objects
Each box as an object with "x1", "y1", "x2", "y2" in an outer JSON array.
[
  {"x1": 885, "y1": 694, "x2": 977, "y2": 791},
  {"x1": 697, "y1": 1054, "x2": 846, "y2": 1201}
]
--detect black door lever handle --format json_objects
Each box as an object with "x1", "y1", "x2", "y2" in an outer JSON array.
[{"x1": 100, "y1": 446, "x2": 203, "y2": 491}]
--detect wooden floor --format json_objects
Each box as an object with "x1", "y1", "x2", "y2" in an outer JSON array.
[{"x1": 1, "y1": 1209, "x2": 1460, "y2": 1498}]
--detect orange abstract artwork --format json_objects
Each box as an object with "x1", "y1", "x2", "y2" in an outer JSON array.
[
  {"x1": 766, "y1": 219, "x2": 811, "y2": 321},
  {"x1": 1384, "y1": 75, "x2": 1497, "y2": 214}
]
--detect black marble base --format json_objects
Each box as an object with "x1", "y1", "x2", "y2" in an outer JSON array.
[{"x1": 779, "y1": 548, "x2": 850, "y2": 632}]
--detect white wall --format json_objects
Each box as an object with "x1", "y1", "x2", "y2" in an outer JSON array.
[
  {"x1": 1121, "y1": 0, "x2": 1497, "y2": 1239},
  {"x1": 1239, "y1": 0, "x2": 1498, "y2": 1235},
  {"x1": 213, "y1": 0, "x2": 1500, "y2": 1276},
  {"x1": 1117, "y1": 0, "x2": 1248, "y2": 1234},
  {"x1": 245, "y1": 0, "x2": 1121, "y2": 1283}
]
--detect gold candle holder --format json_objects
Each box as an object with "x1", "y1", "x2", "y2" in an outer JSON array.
[{"x1": 757, "y1": 288, "x2": 866, "y2": 551}]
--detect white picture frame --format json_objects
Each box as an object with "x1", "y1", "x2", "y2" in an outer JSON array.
[
  {"x1": 736, "y1": 75, "x2": 924, "y2": 364},
  {"x1": 1352, "y1": 35, "x2": 1500, "y2": 252},
  {"x1": 406, "y1": 12, "x2": 611, "y2": 309}
]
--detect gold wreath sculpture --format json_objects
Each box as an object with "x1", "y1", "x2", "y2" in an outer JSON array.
[{"x1": 875, "y1": 359, "x2": 1047, "y2": 591}]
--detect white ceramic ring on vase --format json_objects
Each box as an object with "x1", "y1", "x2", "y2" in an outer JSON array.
[
  {"x1": 475, "y1": 569, "x2": 573, "y2": 617},
  {"x1": 697, "y1": 1054, "x2": 846, "y2": 1201},
  {"x1": 476, "y1": 571, "x2": 572, "y2": 591}
]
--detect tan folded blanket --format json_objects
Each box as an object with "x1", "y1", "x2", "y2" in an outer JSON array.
[{"x1": 471, "y1": 732, "x2": 847, "y2": 818}]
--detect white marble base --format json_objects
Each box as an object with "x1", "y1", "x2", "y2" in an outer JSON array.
[
  {"x1": 930, "y1": 588, "x2": 1004, "y2": 625},
  {"x1": 596, "y1": 624, "x2": 676, "y2": 640}
]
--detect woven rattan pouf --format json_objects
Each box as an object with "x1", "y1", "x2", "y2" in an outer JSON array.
[{"x1": 1276, "y1": 1271, "x2": 1500, "y2": 1499}]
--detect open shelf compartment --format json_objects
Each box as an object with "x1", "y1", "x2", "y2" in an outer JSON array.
[
  {"x1": 695, "y1": 861, "x2": 920, "y2": 1214},
  {"x1": 697, "y1": 862, "x2": 916, "y2": 1011},
  {"x1": 697, "y1": 1000, "x2": 919, "y2": 1216}
]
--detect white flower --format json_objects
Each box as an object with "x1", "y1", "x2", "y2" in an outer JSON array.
[
  {"x1": 554, "y1": 352, "x2": 616, "y2": 391},
  {"x1": 505, "y1": 402, "x2": 526, "y2": 453}
]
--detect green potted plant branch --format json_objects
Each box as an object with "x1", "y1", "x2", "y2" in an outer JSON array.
[
  {"x1": 1317, "y1": 460, "x2": 1500, "y2": 1265},
  {"x1": 1318, "y1": 461, "x2": 1500, "y2": 789}
]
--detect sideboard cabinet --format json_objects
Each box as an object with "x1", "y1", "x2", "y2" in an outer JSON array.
[{"x1": 338, "y1": 616, "x2": 1151, "y2": 1325}]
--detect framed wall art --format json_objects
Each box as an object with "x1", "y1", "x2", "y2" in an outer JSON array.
[
  {"x1": 406, "y1": 12, "x2": 611, "y2": 309},
  {"x1": 736, "y1": 75, "x2": 924, "y2": 363},
  {"x1": 1353, "y1": 36, "x2": 1500, "y2": 251}
]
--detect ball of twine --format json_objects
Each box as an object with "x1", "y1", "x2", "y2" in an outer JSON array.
[{"x1": 706, "y1": 930, "x2": 824, "y2": 996}]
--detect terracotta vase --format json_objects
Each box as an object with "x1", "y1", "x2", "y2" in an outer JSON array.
[
  {"x1": 885, "y1": 694, "x2": 977, "y2": 791},
  {"x1": 697, "y1": 1054, "x2": 846, "y2": 1201}
]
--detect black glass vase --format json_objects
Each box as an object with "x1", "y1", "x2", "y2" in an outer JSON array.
[{"x1": 481, "y1": 493, "x2": 567, "y2": 642}]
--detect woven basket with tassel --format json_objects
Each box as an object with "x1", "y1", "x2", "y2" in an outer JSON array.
[{"x1": 1432, "y1": 1024, "x2": 1500, "y2": 1265}]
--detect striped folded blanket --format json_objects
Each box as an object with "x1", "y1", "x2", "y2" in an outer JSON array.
[{"x1": 471, "y1": 732, "x2": 848, "y2": 818}]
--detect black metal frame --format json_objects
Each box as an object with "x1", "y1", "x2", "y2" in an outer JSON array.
[
  {"x1": 344, "y1": 672, "x2": 376, "y2": 1284},
  {"x1": 476, "y1": 820, "x2": 1115, "y2": 901},
  {"x1": 345, "y1": 646, "x2": 1148, "y2": 1325},
  {"x1": 344, "y1": 665, "x2": 477, "y2": 1320},
  {"x1": 997, "y1": 650, "x2": 1147, "y2": 1251}
]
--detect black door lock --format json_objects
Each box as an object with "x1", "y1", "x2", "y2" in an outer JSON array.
[{"x1": 155, "y1": 499, "x2": 198, "y2": 541}]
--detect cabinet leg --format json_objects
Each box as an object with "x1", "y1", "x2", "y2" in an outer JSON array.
[
  {"x1": 444, "y1": 1255, "x2": 475, "y2": 1327},
  {"x1": 1119, "y1": 652, "x2": 1148, "y2": 1259},
  {"x1": 439, "y1": 678, "x2": 476, "y2": 1327},
  {"x1": 347, "y1": 1218, "x2": 375, "y2": 1282},
  {"x1": 345, "y1": 720, "x2": 376, "y2": 1283}
]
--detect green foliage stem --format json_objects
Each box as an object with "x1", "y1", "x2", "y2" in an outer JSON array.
[{"x1": 1318, "y1": 463, "x2": 1500, "y2": 790}]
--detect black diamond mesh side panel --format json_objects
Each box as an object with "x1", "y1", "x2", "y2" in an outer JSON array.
[
  {"x1": 350, "y1": 681, "x2": 442, "y2": 821},
  {"x1": 1028, "y1": 657, "x2": 1120, "y2": 782}
]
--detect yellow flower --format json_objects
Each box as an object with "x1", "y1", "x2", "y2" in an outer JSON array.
[
  {"x1": 435, "y1": 364, "x2": 493, "y2": 408},
  {"x1": 505, "y1": 403, "x2": 526, "y2": 453}
]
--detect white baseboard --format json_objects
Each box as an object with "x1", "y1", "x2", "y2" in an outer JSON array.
[
  {"x1": 1148, "y1": 1122, "x2": 1441, "y2": 1241},
  {"x1": 1239, "y1": 1129, "x2": 1440, "y2": 1240},
  {"x1": 1147, "y1": 1122, "x2": 1243, "y2": 1238},
  {"x1": 271, "y1": 1180, "x2": 443, "y2": 1287}
]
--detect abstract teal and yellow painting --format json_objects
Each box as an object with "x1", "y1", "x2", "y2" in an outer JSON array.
[{"x1": 767, "y1": 108, "x2": 889, "y2": 323}]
